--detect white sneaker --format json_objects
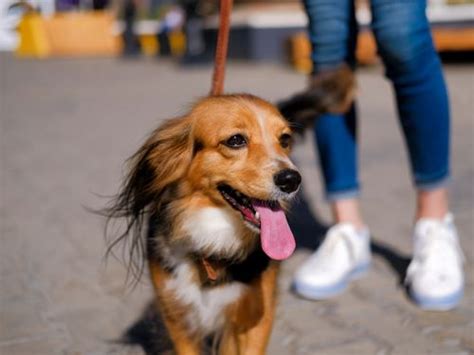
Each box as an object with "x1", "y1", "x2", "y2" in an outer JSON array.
[
  {"x1": 293, "y1": 223, "x2": 371, "y2": 300},
  {"x1": 406, "y1": 213, "x2": 464, "y2": 311}
]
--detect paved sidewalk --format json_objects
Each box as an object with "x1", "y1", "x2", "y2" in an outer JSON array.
[{"x1": 1, "y1": 54, "x2": 473, "y2": 354}]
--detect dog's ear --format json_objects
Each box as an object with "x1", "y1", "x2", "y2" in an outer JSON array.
[
  {"x1": 277, "y1": 64, "x2": 356, "y2": 134},
  {"x1": 125, "y1": 115, "x2": 193, "y2": 215},
  {"x1": 102, "y1": 116, "x2": 192, "y2": 282}
]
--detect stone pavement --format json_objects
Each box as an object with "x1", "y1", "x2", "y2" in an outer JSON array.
[{"x1": 1, "y1": 54, "x2": 473, "y2": 355}]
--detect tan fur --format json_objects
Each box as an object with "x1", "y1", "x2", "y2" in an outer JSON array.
[{"x1": 220, "y1": 263, "x2": 279, "y2": 355}]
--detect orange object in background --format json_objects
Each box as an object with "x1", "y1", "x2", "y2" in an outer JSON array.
[
  {"x1": 17, "y1": 11, "x2": 121, "y2": 58},
  {"x1": 138, "y1": 31, "x2": 185, "y2": 57},
  {"x1": 139, "y1": 34, "x2": 159, "y2": 56},
  {"x1": 289, "y1": 32, "x2": 312, "y2": 74},
  {"x1": 356, "y1": 28, "x2": 474, "y2": 64},
  {"x1": 356, "y1": 30, "x2": 378, "y2": 65},
  {"x1": 432, "y1": 27, "x2": 474, "y2": 51},
  {"x1": 16, "y1": 13, "x2": 51, "y2": 58}
]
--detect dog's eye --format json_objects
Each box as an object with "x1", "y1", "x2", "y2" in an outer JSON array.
[
  {"x1": 224, "y1": 134, "x2": 247, "y2": 149},
  {"x1": 279, "y1": 133, "x2": 293, "y2": 149}
]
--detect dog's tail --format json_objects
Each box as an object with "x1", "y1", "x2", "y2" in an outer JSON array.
[{"x1": 277, "y1": 64, "x2": 356, "y2": 134}]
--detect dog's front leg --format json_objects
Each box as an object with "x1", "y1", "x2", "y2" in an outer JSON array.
[
  {"x1": 149, "y1": 260, "x2": 201, "y2": 355},
  {"x1": 219, "y1": 263, "x2": 279, "y2": 355},
  {"x1": 161, "y1": 315, "x2": 201, "y2": 355}
]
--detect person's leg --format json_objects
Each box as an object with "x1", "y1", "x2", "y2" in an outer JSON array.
[
  {"x1": 331, "y1": 197, "x2": 365, "y2": 229},
  {"x1": 370, "y1": 0, "x2": 450, "y2": 217},
  {"x1": 303, "y1": 0, "x2": 357, "y2": 71},
  {"x1": 417, "y1": 188, "x2": 448, "y2": 220},
  {"x1": 293, "y1": 0, "x2": 371, "y2": 300},
  {"x1": 371, "y1": 0, "x2": 463, "y2": 310},
  {"x1": 315, "y1": 107, "x2": 366, "y2": 230},
  {"x1": 303, "y1": 0, "x2": 366, "y2": 229}
]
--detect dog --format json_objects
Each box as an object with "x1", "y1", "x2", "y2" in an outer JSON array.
[{"x1": 105, "y1": 94, "x2": 302, "y2": 354}]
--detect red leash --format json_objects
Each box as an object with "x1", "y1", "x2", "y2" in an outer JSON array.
[
  {"x1": 202, "y1": 0, "x2": 233, "y2": 282},
  {"x1": 210, "y1": 0, "x2": 233, "y2": 96}
]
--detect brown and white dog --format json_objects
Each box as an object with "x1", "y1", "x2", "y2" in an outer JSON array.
[{"x1": 106, "y1": 94, "x2": 302, "y2": 354}]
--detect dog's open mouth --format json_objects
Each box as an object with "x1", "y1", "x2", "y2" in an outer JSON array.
[
  {"x1": 217, "y1": 183, "x2": 296, "y2": 261},
  {"x1": 218, "y1": 184, "x2": 261, "y2": 228}
]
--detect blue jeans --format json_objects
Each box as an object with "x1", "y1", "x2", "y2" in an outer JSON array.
[{"x1": 303, "y1": 0, "x2": 450, "y2": 200}]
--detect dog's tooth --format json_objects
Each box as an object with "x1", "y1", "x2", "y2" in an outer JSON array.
[{"x1": 255, "y1": 212, "x2": 260, "y2": 220}]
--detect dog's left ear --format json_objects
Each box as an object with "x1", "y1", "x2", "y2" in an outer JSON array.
[
  {"x1": 107, "y1": 115, "x2": 193, "y2": 226},
  {"x1": 102, "y1": 116, "x2": 192, "y2": 282},
  {"x1": 127, "y1": 116, "x2": 193, "y2": 211},
  {"x1": 145, "y1": 116, "x2": 193, "y2": 190}
]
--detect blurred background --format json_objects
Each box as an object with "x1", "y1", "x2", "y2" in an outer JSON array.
[
  {"x1": 1, "y1": 0, "x2": 474, "y2": 65},
  {"x1": 1, "y1": 0, "x2": 473, "y2": 354}
]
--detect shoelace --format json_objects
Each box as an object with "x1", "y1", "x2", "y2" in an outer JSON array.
[{"x1": 405, "y1": 223, "x2": 464, "y2": 285}]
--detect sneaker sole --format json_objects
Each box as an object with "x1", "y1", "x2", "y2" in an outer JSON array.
[
  {"x1": 292, "y1": 263, "x2": 370, "y2": 300},
  {"x1": 410, "y1": 287, "x2": 464, "y2": 311}
]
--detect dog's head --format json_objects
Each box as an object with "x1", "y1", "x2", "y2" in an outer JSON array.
[
  {"x1": 106, "y1": 94, "x2": 300, "y2": 277},
  {"x1": 189, "y1": 94, "x2": 301, "y2": 212}
]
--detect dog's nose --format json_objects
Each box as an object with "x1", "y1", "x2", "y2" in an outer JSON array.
[{"x1": 274, "y1": 169, "x2": 302, "y2": 193}]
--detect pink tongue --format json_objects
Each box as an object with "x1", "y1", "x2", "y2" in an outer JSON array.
[{"x1": 253, "y1": 202, "x2": 296, "y2": 260}]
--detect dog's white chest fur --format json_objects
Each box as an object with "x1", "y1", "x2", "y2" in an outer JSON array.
[
  {"x1": 166, "y1": 262, "x2": 245, "y2": 334},
  {"x1": 168, "y1": 207, "x2": 246, "y2": 333},
  {"x1": 183, "y1": 207, "x2": 244, "y2": 257}
]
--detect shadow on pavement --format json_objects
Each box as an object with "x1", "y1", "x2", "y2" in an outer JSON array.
[
  {"x1": 288, "y1": 186, "x2": 329, "y2": 251},
  {"x1": 121, "y1": 302, "x2": 174, "y2": 355},
  {"x1": 371, "y1": 239, "x2": 412, "y2": 285}
]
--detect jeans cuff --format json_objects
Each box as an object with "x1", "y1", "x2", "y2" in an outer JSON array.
[
  {"x1": 416, "y1": 175, "x2": 451, "y2": 191},
  {"x1": 326, "y1": 188, "x2": 360, "y2": 202}
]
